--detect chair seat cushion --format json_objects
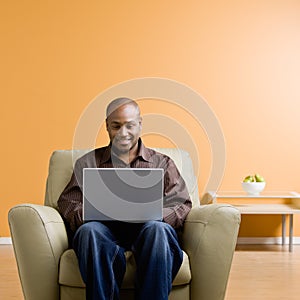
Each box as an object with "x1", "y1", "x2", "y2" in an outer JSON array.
[{"x1": 59, "y1": 249, "x2": 191, "y2": 288}]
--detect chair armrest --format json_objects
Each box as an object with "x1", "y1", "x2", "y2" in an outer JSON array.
[
  {"x1": 8, "y1": 204, "x2": 69, "y2": 300},
  {"x1": 182, "y1": 204, "x2": 241, "y2": 300}
]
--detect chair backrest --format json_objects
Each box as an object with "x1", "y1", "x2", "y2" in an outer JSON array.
[{"x1": 45, "y1": 148, "x2": 199, "y2": 209}]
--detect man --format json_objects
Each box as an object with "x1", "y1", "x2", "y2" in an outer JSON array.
[{"x1": 58, "y1": 97, "x2": 192, "y2": 300}]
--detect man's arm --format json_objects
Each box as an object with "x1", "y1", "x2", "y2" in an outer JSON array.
[
  {"x1": 57, "y1": 160, "x2": 84, "y2": 235},
  {"x1": 162, "y1": 157, "x2": 192, "y2": 229}
]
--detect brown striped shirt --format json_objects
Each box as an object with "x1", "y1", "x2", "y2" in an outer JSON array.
[{"x1": 57, "y1": 140, "x2": 192, "y2": 237}]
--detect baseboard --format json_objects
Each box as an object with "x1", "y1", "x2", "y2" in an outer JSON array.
[
  {"x1": 237, "y1": 237, "x2": 300, "y2": 245},
  {"x1": 1, "y1": 236, "x2": 300, "y2": 245},
  {"x1": 0, "y1": 237, "x2": 12, "y2": 244}
]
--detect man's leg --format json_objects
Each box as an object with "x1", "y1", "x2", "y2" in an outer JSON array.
[
  {"x1": 132, "y1": 221, "x2": 183, "y2": 300},
  {"x1": 73, "y1": 221, "x2": 126, "y2": 300}
]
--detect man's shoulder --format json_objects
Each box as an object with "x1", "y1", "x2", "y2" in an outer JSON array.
[
  {"x1": 75, "y1": 146, "x2": 109, "y2": 167},
  {"x1": 143, "y1": 146, "x2": 173, "y2": 165}
]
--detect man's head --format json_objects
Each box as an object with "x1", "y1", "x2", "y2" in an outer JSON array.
[{"x1": 106, "y1": 98, "x2": 142, "y2": 155}]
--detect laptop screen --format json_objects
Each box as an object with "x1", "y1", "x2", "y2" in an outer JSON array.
[{"x1": 83, "y1": 168, "x2": 164, "y2": 222}]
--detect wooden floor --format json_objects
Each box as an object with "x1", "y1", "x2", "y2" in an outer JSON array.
[
  {"x1": 0, "y1": 245, "x2": 23, "y2": 299},
  {"x1": 226, "y1": 244, "x2": 300, "y2": 300},
  {"x1": 1, "y1": 244, "x2": 300, "y2": 299}
]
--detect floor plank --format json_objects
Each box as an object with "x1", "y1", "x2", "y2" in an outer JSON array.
[{"x1": 0, "y1": 245, "x2": 23, "y2": 299}]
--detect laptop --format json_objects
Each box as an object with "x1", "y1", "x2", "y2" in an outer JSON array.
[{"x1": 83, "y1": 168, "x2": 164, "y2": 222}]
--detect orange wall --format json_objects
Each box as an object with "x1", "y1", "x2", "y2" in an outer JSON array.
[{"x1": 1, "y1": 0, "x2": 300, "y2": 237}]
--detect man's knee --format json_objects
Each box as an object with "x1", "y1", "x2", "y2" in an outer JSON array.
[
  {"x1": 145, "y1": 220, "x2": 173, "y2": 230},
  {"x1": 74, "y1": 221, "x2": 111, "y2": 243},
  {"x1": 142, "y1": 221, "x2": 176, "y2": 239},
  {"x1": 76, "y1": 221, "x2": 101, "y2": 234}
]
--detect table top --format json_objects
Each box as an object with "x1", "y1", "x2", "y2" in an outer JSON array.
[
  {"x1": 212, "y1": 191, "x2": 300, "y2": 214},
  {"x1": 232, "y1": 203, "x2": 300, "y2": 214},
  {"x1": 215, "y1": 191, "x2": 300, "y2": 199}
]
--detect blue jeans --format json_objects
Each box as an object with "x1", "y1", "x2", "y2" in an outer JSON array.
[{"x1": 73, "y1": 221, "x2": 183, "y2": 300}]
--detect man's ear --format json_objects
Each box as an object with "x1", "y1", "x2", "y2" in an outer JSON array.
[
  {"x1": 139, "y1": 117, "x2": 142, "y2": 129},
  {"x1": 105, "y1": 119, "x2": 109, "y2": 131}
]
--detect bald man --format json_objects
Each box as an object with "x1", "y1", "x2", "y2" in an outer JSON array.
[{"x1": 58, "y1": 98, "x2": 192, "y2": 300}]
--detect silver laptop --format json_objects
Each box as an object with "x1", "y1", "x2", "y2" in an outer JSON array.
[{"x1": 83, "y1": 168, "x2": 164, "y2": 222}]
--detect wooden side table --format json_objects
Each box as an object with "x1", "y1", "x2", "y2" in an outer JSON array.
[{"x1": 212, "y1": 191, "x2": 300, "y2": 252}]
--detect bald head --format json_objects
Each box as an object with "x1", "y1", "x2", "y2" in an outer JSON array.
[{"x1": 106, "y1": 98, "x2": 140, "y2": 120}]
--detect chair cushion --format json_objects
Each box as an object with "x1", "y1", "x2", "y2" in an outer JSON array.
[{"x1": 59, "y1": 249, "x2": 191, "y2": 288}]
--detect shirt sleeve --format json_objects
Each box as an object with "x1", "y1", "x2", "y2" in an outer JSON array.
[
  {"x1": 57, "y1": 160, "x2": 84, "y2": 235},
  {"x1": 162, "y1": 157, "x2": 192, "y2": 229}
]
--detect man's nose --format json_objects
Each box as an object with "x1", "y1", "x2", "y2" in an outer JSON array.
[{"x1": 118, "y1": 125, "x2": 128, "y2": 136}]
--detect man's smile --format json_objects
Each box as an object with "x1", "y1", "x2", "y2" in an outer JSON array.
[{"x1": 114, "y1": 138, "x2": 132, "y2": 147}]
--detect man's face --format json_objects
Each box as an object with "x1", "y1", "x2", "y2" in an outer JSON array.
[{"x1": 106, "y1": 103, "x2": 142, "y2": 154}]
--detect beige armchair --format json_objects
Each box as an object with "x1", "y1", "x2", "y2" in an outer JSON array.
[{"x1": 8, "y1": 148, "x2": 240, "y2": 300}]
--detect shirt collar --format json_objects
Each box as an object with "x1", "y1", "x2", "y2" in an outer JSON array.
[
  {"x1": 100, "y1": 144, "x2": 113, "y2": 164},
  {"x1": 137, "y1": 139, "x2": 153, "y2": 163}
]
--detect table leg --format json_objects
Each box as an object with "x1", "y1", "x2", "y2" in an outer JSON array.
[
  {"x1": 282, "y1": 214, "x2": 286, "y2": 245},
  {"x1": 289, "y1": 214, "x2": 293, "y2": 252}
]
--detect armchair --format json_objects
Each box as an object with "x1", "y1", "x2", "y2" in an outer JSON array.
[{"x1": 8, "y1": 148, "x2": 240, "y2": 300}]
